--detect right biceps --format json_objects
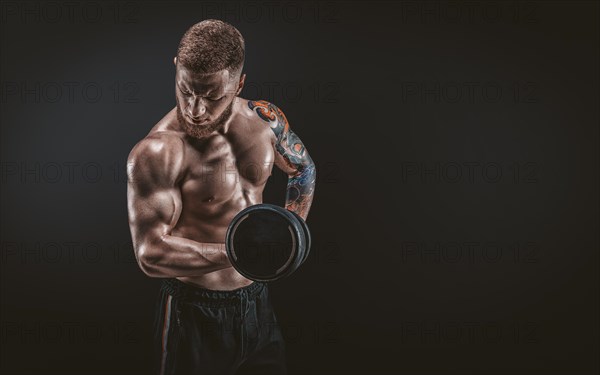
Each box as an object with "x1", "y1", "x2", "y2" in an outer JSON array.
[
  {"x1": 126, "y1": 135, "x2": 185, "y2": 260},
  {"x1": 127, "y1": 186, "x2": 182, "y2": 259}
]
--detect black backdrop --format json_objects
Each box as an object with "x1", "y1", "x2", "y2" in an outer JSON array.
[{"x1": 1, "y1": 1, "x2": 598, "y2": 374}]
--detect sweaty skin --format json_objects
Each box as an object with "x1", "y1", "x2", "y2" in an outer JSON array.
[{"x1": 127, "y1": 63, "x2": 316, "y2": 290}]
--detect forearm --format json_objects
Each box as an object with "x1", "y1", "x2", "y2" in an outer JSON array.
[
  {"x1": 137, "y1": 234, "x2": 230, "y2": 278},
  {"x1": 285, "y1": 163, "x2": 316, "y2": 220}
]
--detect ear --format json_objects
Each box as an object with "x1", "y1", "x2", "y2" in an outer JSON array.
[
  {"x1": 235, "y1": 73, "x2": 246, "y2": 96},
  {"x1": 173, "y1": 56, "x2": 177, "y2": 66}
]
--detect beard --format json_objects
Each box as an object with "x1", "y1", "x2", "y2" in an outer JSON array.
[{"x1": 176, "y1": 98, "x2": 235, "y2": 139}]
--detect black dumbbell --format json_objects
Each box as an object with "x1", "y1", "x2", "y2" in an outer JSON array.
[{"x1": 225, "y1": 204, "x2": 311, "y2": 282}]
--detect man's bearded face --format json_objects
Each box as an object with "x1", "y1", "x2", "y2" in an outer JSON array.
[{"x1": 175, "y1": 64, "x2": 240, "y2": 139}]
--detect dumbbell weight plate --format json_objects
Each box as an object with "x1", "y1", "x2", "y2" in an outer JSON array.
[{"x1": 225, "y1": 204, "x2": 309, "y2": 282}]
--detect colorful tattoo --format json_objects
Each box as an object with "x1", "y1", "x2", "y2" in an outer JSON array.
[
  {"x1": 248, "y1": 99, "x2": 278, "y2": 122},
  {"x1": 248, "y1": 100, "x2": 316, "y2": 220}
]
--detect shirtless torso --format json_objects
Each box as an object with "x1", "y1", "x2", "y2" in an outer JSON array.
[{"x1": 127, "y1": 97, "x2": 315, "y2": 290}]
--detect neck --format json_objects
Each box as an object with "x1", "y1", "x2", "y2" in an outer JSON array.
[{"x1": 219, "y1": 97, "x2": 238, "y2": 135}]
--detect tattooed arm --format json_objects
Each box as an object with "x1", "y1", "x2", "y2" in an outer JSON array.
[{"x1": 248, "y1": 100, "x2": 316, "y2": 221}]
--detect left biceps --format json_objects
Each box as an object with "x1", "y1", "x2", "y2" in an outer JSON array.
[
  {"x1": 248, "y1": 100, "x2": 313, "y2": 174},
  {"x1": 275, "y1": 127, "x2": 314, "y2": 175}
]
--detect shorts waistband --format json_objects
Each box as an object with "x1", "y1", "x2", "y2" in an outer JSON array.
[{"x1": 161, "y1": 278, "x2": 265, "y2": 305}]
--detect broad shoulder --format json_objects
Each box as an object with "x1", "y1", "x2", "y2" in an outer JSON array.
[
  {"x1": 238, "y1": 98, "x2": 290, "y2": 140},
  {"x1": 129, "y1": 131, "x2": 184, "y2": 161},
  {"x1": 129, "y1": 108, "x2": 185, "y2": 162},
  {"x1": 127, "y1": 129, "x2": 185, "y2": 188}
]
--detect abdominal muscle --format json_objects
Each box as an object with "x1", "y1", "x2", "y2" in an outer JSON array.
[{"x1": 172, "y1": 187, "x2": 261, "y2": 291}]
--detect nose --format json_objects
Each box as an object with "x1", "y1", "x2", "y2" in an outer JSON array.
[{"x1": 187, "y1": 97, "x2": 207, "y2": 120}]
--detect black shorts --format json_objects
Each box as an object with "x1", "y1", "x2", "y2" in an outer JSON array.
[{"x1": 154, "y1": 278, "x2": 287, "y2": 375}]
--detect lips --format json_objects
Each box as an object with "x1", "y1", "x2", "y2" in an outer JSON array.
[{"x1": 187, "y1": 116, "x2": 209, "y2": 125}]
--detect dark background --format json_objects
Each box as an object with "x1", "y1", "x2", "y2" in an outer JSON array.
[{"x1": 1, "y1": 1, "x2": 598, "y2": 374}]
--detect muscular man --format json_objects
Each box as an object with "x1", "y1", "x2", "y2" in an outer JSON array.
[{"x1": 126, "y1": 20, "x2": 316, "y2": 375}]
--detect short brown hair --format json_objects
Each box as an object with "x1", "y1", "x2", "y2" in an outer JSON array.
[{"x1": 177, "y1": 19, "x2": 245, "y2": 76}]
